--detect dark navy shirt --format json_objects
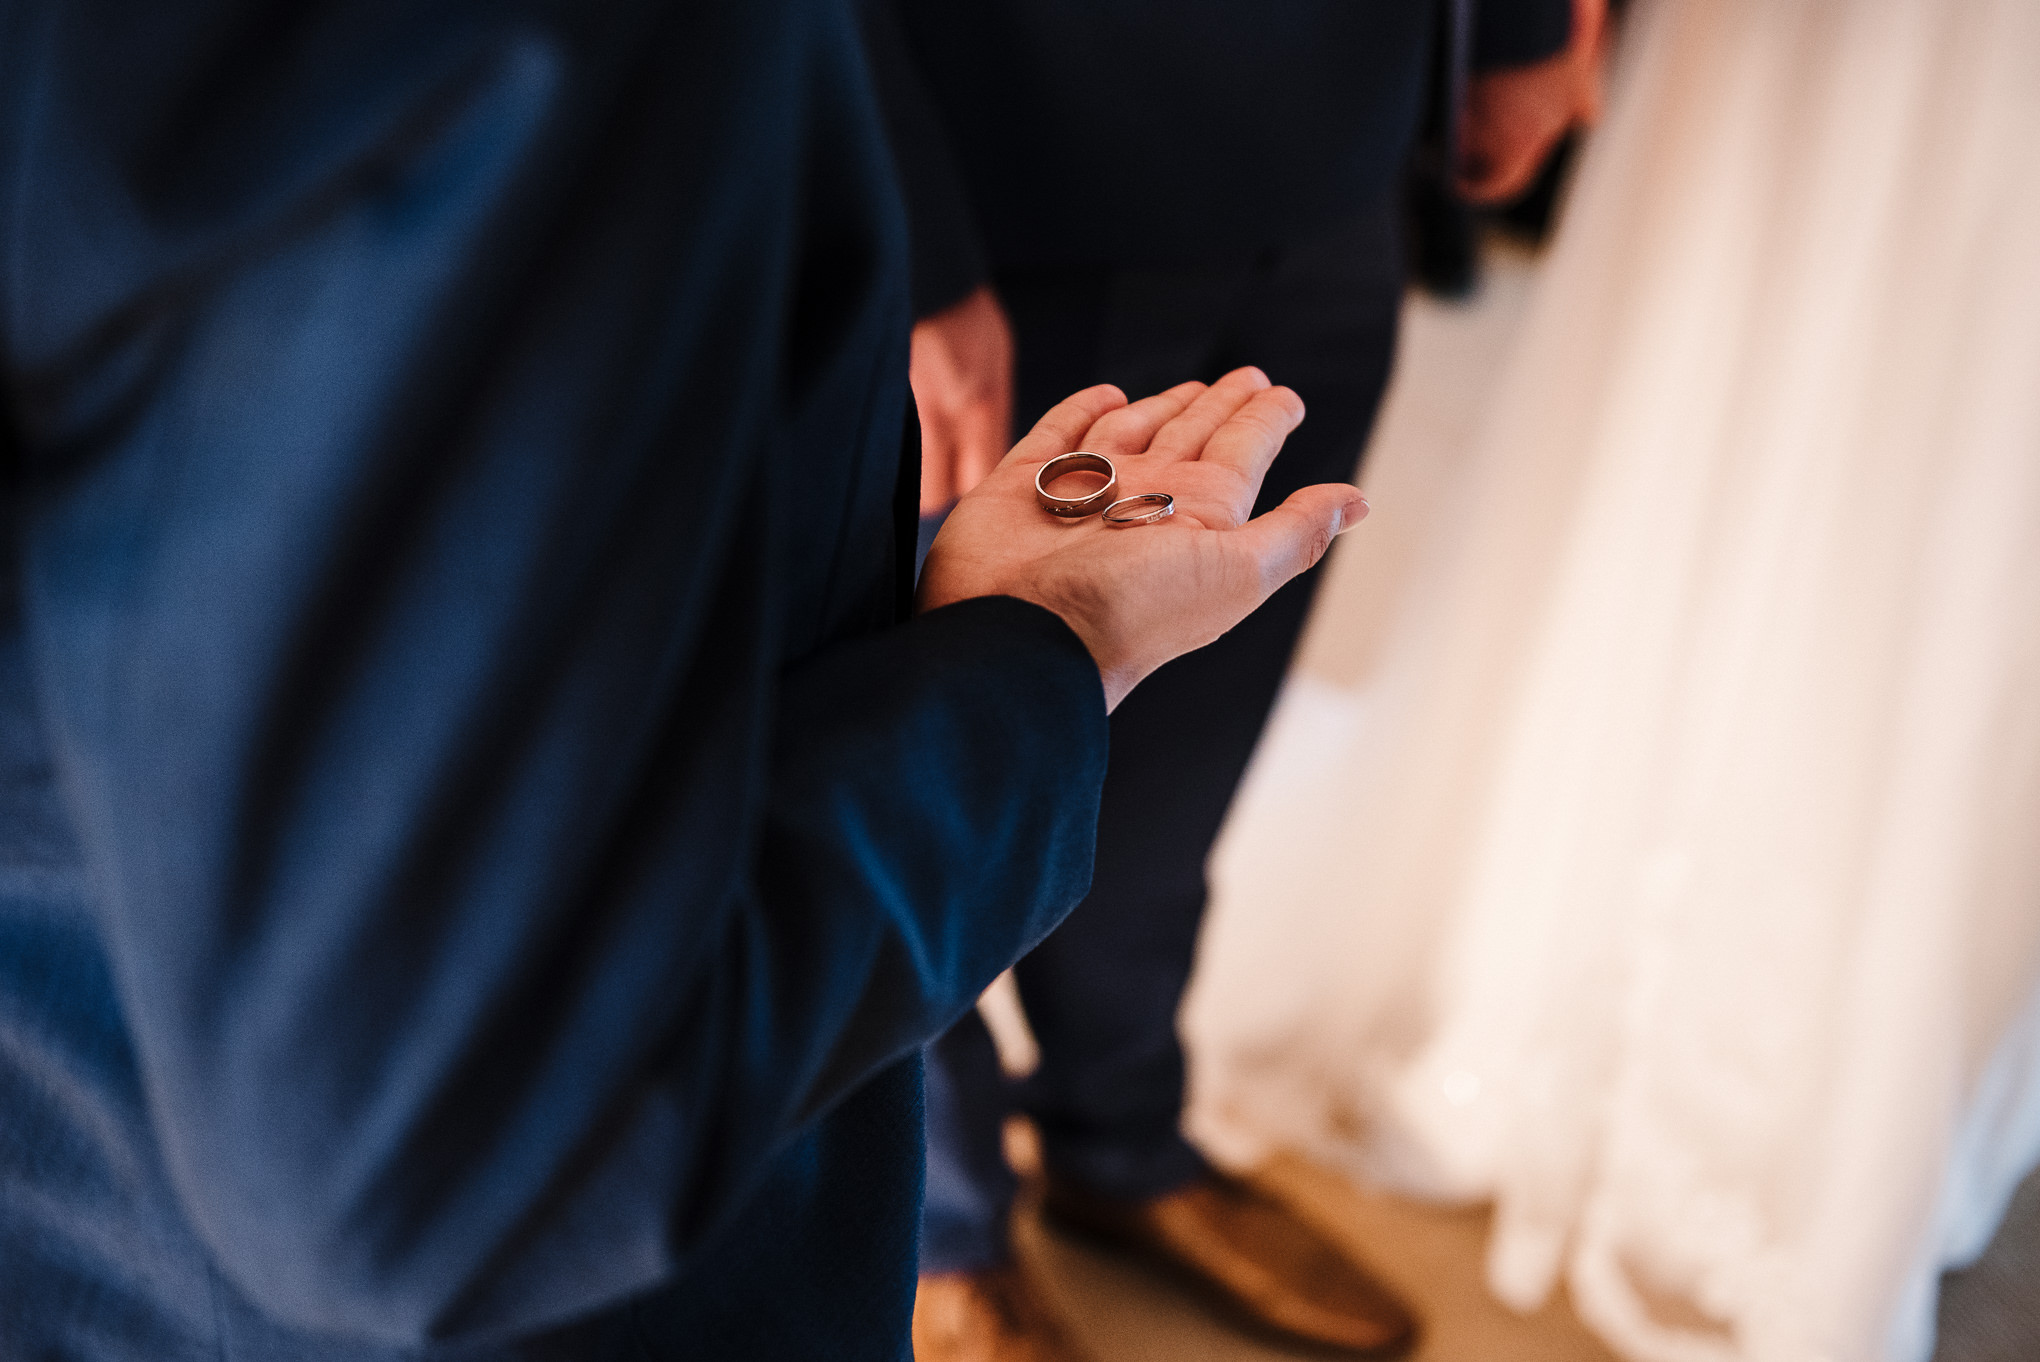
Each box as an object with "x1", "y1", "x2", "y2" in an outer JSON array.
[{"x1": 0, "y1": 2, "x2": 1107, "y2": 1357}]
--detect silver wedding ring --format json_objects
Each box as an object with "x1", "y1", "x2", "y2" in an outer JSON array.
[
  {"x1": 1102, "y1": 493, "x2": 1175, "y2": 527},
  {"x1": 1035, "y1": 451, "x2": 1118, "y2": 518}
]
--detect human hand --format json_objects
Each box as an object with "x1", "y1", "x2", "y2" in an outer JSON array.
[
  {"x1": 917, "y1": 367, "x2": 1369, "y2": 711},
  {"x1": 1458, "y1": 0, "x2": 1608, "y2": 205},
  {"x1": 910, "y1": 284, "x2": 1014, "y2": 514}
]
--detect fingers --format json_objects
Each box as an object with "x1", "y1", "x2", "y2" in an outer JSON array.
[
  {"x1": 954, "y1": 395, "x2": 1010, "y2": 496},
  {"x1": 1224, "y1": 482, "x2": 1369, "y2": 596},
  {"x1": 1573, "y1": 0, "x2": 1610, "y2": 124},
  {"x1": 1456, "y1": 40, "x2": 1600, "y2": 204},
  {"x1": 996, "y1": 366, "x2": 1302, "y2": 499},
  {"x1": 1459, "y1": 144, "x2": 1547, "y2": 205},
  {"x1": 1002, "y1": 384, "x2": 1128, "y2": 468},
  {"x1": 913, "y1": 384, "x2": 1010, "y2": 508},
  {"x1": 1076, "y1": 381, "x2": 1207, "y2": 460},
  {"x1": 915, "y1": 394, "x2": 957, "y2": 511},
  {"x1": 957, "y1": 327, "x2": 1015, "y2": 495},
  {"x1": 1458, "y1": 104, "x2": 1559, "y2": 203},
  {"x1": 1189, "y1": 384, "x2": 1307, "y2": 490},
  {"x1": 1145, "y1": 367, "x2": 1275, "y2": 464}
]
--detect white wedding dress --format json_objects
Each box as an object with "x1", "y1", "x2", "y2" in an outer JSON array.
[{"x1": 1181, "y1": 1, "x2": 2040, "y2": 1359}]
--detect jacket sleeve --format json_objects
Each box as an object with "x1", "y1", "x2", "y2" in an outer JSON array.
[
  {"x1": 2, "y1": 0, "x2": 1102, "y2": 1346},
  {"x1": 859, "y1": 0, "x2": 993, "y2": 318},
  {"x1": 1472, "y1": 0, "x2": 1574, "y2": 70}
]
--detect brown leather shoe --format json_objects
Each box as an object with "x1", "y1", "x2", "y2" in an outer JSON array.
[
  {"x1": 912, "y1": 1263, "x2": 1094, "y2": 1362},
  {"x1": 1041, "y1": 1170, "x2": 1417, "y2": 1356}
]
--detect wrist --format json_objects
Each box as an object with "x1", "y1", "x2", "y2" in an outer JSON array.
[{"x1": 995, "y1": 576, "x2": 1142, "y2": 713}]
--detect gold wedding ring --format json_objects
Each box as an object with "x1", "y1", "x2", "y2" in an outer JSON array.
[
  {"x1": 1102, "y1": 493, "x2": 1175, "y2": 526},
  {"x1": 1035, "y1": 451, "x2": 1118, "y2": 518}
]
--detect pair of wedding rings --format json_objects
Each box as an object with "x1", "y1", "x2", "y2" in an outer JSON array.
[{"x1": 1033, "y1": 451, "x2": 1175, "y2": 526}]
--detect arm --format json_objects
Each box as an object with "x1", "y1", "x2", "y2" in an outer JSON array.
[{"x1": 7, "y1": 0, "x2": 1098, "y2": 1344}]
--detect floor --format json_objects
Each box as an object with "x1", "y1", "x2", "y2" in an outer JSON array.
[
  {"x1": 1015, "y1": 1151, "x2": 1618, "y2": 1362},
  {"x1": 1028, "y1": 1158, "x2": 2040, "y2": 1353},
  {"x1": 1015, "y1": 1154, "x2": 2040, "y2": 1362},
  {"x1": 988, "y1": 240, "x2": 2040, "y2": 1361},
  {"x1": 1933, "y1": 1168, "x2": 2040, "y2": 1362}
]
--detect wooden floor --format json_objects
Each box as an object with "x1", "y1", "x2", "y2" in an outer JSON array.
[
  {"x1": 1014, "y1": 1151, "x2": 1617, "y2": 1362},
  {"x1": 1010, "y1": 1152, "x2": 2040, "y2": 1362}
]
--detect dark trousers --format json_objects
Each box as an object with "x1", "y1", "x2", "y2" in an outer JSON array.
[{"x1": 920, "y1": 204, "x2": 1403, "y2": 1272}]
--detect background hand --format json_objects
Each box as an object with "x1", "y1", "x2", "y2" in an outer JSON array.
[
  {"x1": 1458, "y1": 0, "x2": 1608, "y2": 205},
  {"x1": 910, "y1": 284, "x2": 1015, "y2": 513},
  {"x1": 918, "y1": 368, "x2": 1369, "y2": 711}
]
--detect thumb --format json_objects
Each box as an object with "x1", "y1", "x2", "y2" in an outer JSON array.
[
  {"x1": 914, "y1": 392, "x2": 961, "y2": 512},
  {"x1": 1226, "y1": 482, "x2": 1369, "y2": 595},
  {"x1": 1574, "y1": 55, "x2": 1606, "y2": 126}
]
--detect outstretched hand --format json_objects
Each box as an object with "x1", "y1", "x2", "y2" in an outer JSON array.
[{"x1": 917, "y1": 367, "x2": 1368, "y2": 711}]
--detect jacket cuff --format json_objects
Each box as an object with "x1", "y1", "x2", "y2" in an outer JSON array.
[{"x1": 909, "y1": 594, "x2": 1106, "y2": 727}]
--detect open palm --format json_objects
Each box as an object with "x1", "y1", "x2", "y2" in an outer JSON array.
[{"x1": 918, "y1": 367, "x2": 1368, "y2": 709}]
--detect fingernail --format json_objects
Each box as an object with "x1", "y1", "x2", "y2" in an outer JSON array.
[{"x1": 1337, "y1": 495, "x2": 1370, "y2": 532}]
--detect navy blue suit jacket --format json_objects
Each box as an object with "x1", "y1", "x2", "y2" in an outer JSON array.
[{"x1": 0, "y1": 1, "x2": 1106, "y2": 1357}]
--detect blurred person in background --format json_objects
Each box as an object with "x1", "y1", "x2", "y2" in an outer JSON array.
[
  {"x1": 1402, "y1": 0, "x2": 1622, "y2": 300},
  {"x1": 863, "y1": 2, "x2": 1603, "y2": 1357},
  {"x1": 0, "y1": 3, "x2": 1374, "y2": 1360},
  {"x1": 1185, "y1": 1, "x2": 2040, "y2": 1359}
]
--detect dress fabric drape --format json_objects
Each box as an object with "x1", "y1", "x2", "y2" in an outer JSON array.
[{"x1": 1182, "y1": 1, "x2": 2040, "y2": 1359}]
